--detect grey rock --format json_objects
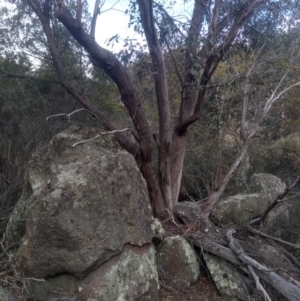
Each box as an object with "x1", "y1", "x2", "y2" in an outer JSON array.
[
  {"x1": 246, "y1": 236, "x2": 290, "y2": 270},
  {"x1": 78, "y1": 244, "x2": 159, "y2": 301},
  {"x1": 5, "y1": 126, "x2": 154, "y2": 278},
  {"x1": 211, "y1": 173, "x2": 287, "y2": 225},
  {"x1": 203, "y1": 253, "x2": 251, "y2": 301},
  {"x1": 156, "y1": 236, "x2": 200, "y2": 289},
  {"x1": 0, "y1": 286, "x2": 15, "y2": 301},
  {"x1": 211, "y1": 193, "x2": 268, "y2": 225},
  {"x1": 248, "y1": 173, "x2": 286, "y2": 199},
  {"x1": 151, "y1": 218, "x2": 165, "y2": 244}
]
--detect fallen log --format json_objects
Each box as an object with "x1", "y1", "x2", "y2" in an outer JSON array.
[{"x1": 189, "y1": 234, "x2": 300, "y2": 301}]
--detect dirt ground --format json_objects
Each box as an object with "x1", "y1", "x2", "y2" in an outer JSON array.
[{"x1": 159, "y1": 272, "x2": 222, "y2": 301}]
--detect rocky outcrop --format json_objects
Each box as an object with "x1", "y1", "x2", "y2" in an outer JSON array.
[
  {"x1": 5, "y1": 126, "x2": 158, "y2": 300},
  {"x1": 203, "y1": 253, "x2": 252, "y2": 301},
  {"x1": 156, "y1": 236, "x2": 200, "y2": 289},
  {"x1": 211, "y1": 173, "x2": 287, "y2": 225}
]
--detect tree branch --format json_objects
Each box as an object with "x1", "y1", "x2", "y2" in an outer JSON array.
[
  {"x1": 246, "y1": 226, "x2": 300, "y2": 250},
  {"x1": 72, "y1": 128, "x2": 130, "y2": 147},
  {"x1": 90, "y1": 0, "x2": 100, "y2": 39},
  {"x1": 241, "y1": 44, "x2": 265, "y2": 142},
  {"x1": 153, "y1": 1, "x2": 186, "y2": 40},
  {"x1": 76, "y1": 0, "x2": 82, "y2": 27},
  {"x1": 46, "y1": 108, "x2": 91, "y2": 120},
  {"x1": 210, "y1": 0, "x2": 221, "y2": 35}
]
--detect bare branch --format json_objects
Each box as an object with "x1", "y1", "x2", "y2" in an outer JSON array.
[
  {"x1": 90, "y1": 0, "x2": 101, "y2": 39},
  {"x1": 241, "y1": 44, "x2": 265, "y2": 142},
  {"x1": 246, "y1": 226, "x2": 300, "y2": 249},
  {"x1": 0, "y1": 173, "x2": 10, "y2": 184},
  {"x1": 226, "y1": 230, "x2": 300, "y2": 301},
  {"x1": 72, "y1": 128, "x2": 130, "y2": 147},
  {"x1": 248, "y1": 265, "x2": 272, "y2": 301},
  {"x1": 46, "y1": 108, "x2": 89, "y2": 120},
  {"x1": 269, "y1": 240, "x2": 300, "y2": 269},
  {"x1": 163, "y1": 36, "x2": 183, "y2": 87},
  {"x1": 25, "y1": 278, "x2": 45, "y2": 282}
]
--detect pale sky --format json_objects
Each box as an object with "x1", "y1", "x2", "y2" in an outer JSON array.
[
  {"x1": 92, "y1": 0, "x2": 142, "y2": 51},
  {"x1": 90, "y1": 0, "x2": 193, "y2": 51}
]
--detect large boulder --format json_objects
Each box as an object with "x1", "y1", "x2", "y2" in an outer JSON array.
[
  {"x1": 156, "y1": 236, "x2": 200, "y2": 289},
  {"x1": 211, "y1": 173, "x2": 286, "y2": 225},
  {"x1": 247, "y1": 173, "x2": 286, "y2": 200},
  {"x1": 5, "y1": 126, "x2": 156, "y2": 293}
]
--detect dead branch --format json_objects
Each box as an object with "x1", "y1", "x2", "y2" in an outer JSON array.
[
  {"x1": 226, "y1": 230, "x2": 300, "y2": 301},
  {"x1": 188, "y1": 234, "x2": 300, "y2": 301},
  {"x1": 268, "y1": 240, "x2": 300, "y2": 269},
  {"x1": 72, "y1": 128, "x2": 130, "y2": 147},
  {"x1": 46, "y1": 108, "x2": 90, "y2": 120},
  {"x1": 246, "y1": 226, "x2": 300, "y2": 249},
  {"x1": 248, "y1": 265, "x2": 272, "y2": 301},
  {"x1": 226, "y1": 230, "x2": 272, "y2": 300}
]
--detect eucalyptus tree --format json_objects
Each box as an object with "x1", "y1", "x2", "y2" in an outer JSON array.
[{"x1": 2, "y1": 0, "x2": 300, "y2": 218}]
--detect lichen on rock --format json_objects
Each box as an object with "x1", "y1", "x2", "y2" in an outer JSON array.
[
  {"x1": 5, "y1": 126, "x2": 155, "y2": 280},
  {"x1": 156, "y1": 236, "x2": 200, "y2": 289}
]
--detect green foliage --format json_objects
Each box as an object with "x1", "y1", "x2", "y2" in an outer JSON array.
[{"x1": 250, "y1": 134, "x2": 300, "y2": 181}]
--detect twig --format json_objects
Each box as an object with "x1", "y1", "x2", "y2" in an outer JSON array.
[
  {"x1": 46, "y1": 108, "x2": 89, "y2": 120},
  {"x1": 268, "y1": 240, "x2": 300, "y2": 269},
  {"x1": 163, "y1": 36, "x2": 183, "y2": 87},
  {"x1": 25, "y1": 278, "x2": 45, "y2": 282},
  {"x1": 0, "y1": 173, "x2": 10, "y2": 184},
  {"x1": 72, "y1": 128, "x2": 130, "y2": 147},
  {"x1": 0, "y1": 234, "x2": 9, "y2": 259}
]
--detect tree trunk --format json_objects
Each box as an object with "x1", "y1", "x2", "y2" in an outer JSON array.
[
  {"x1": 137, "y1": 0, "x2": 172, "y2": 213},
  {"x1": 170, "y1": 134, "x2": 187, "y2": 206}
]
